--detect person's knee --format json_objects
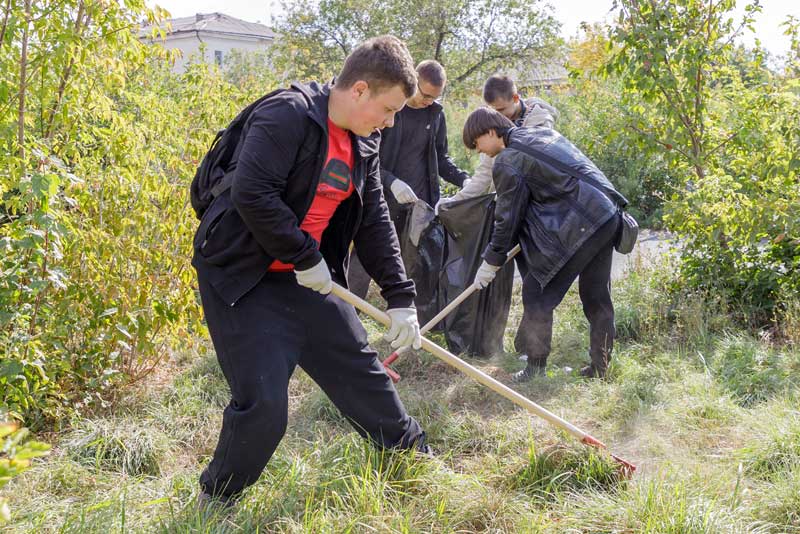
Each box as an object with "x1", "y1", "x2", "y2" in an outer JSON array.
[
  {"x1": 582, "y1": 297, "x2": 614, "y2": 321},
  {"x1": 233, "y1": 387, "x2": 289, "y2": 433}
]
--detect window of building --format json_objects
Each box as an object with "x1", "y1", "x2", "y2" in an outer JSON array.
[{"x1": 214, "y1": 50, "x2": 223, "y2": 66}]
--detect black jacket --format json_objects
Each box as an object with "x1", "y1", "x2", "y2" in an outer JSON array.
[
  {"x1": 484, "y1": 127, "x2": 628, "y2": 287},
  {"x1": 192, "y1": 82, "x2": 415, "y2": 309},
  {"x1": 379, "y1": 101, "x2": 469, "y2": 206}
]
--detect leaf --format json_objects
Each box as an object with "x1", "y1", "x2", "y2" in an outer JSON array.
[
  {"x1": 115, "y1": 325, "x2": 133, "y2": 339},
  {"x1": 99, "y1": 307, "x2": 118, "y2": 318},
  {"x1": 0, "y1": 361, "x2": 23, "y2": 380},
  {"x1": 30, "y1": 174, "x2": 60, "y2": 200},
  {"x1": 0, "y1": 423, "x2": 19, "y2": 440}
]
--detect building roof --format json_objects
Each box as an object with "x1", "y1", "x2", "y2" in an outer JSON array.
[
  {"x1": 508, "y1": 60, "x2": 569, "y2": 88},
  {"x1": 141, "y1": 12, "x2": 275, "y2": 40}
]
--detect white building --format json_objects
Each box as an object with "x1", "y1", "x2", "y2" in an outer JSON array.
[{"x1": 140, "y1": 12, "x2": 275, "y2": 73}]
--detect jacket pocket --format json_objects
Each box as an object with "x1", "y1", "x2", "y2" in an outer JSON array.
[{"x1": 195, "y1": 195, "x2": 229, "y2": 255}]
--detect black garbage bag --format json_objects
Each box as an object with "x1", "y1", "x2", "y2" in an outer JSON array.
[
  {"x1": 437, "y1": 193, "x2": 514, "y2": 357},
  {"x1": 388, "y1": 199, "x2": 446, "y2": 327}
]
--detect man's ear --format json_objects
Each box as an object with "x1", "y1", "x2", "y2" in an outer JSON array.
[
  {"x1": 513, "y1": 93, "x2": 520, "y2": 104},
  {"x1": 351, "y1": 80, "x2": 369, "y2": 100}
]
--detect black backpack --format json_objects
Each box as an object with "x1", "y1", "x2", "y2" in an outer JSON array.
[{"x1": 190, "y1": 88, "x2": 287, "y2": 220}]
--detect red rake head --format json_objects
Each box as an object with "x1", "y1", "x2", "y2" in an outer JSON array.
[{"x1": 581, "y1": 434, "x2": 637, "y2": 479}]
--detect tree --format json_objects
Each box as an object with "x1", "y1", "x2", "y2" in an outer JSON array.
[
  {"x1": 603, "y1": 0, "x2": 762, "y2": 180},
  {"x1": 270, "y1": 0, "x2": 562, "y2": 96},
  {"x1": 567, "y1": 23, "x2": 613, "y2": 76}
]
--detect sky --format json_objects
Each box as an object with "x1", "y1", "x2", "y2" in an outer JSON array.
[{"x1": 145, "y1": 0, "x2": 798, "y2": 60}]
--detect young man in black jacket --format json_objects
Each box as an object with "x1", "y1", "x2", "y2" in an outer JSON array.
[
  {"x1": 192, "y1": 36, "x2": 427, "y2": 506},
  {"x1": 347, "y1": 60, "x2": 470, "y2": 299},
  {"x1": 463, "y1": 108, "x2": 627, "y2": 381}
]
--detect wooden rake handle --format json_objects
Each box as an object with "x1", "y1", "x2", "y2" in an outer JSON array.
[{"x1": 331, "y1": 281, "x2": 636, "y2": 476}]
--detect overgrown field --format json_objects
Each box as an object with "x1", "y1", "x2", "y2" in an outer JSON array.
[{"x1": 3, "y1": 257, "x2": 799, "y2": 533}]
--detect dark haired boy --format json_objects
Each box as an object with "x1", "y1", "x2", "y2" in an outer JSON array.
[
  {"x1": 436, "y1": 74, "x2": 559, "y2": 212},
  {"x1": 462, "y1": 107, "x2": 628, "y2": 382}
]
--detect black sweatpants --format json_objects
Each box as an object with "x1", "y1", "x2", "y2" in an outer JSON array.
[
  {"x1": 514, "y1": 215, "x2": 620, "y2": 370},
  {"x1": 197, "y1": 271, "x2": 425, "y2": 498}
]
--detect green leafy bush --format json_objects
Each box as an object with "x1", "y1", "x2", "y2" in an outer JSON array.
[
  {"x1": 0, "y1": 2, "x2": 276, "y2": 425},
  {"x1": 0, "y1": 421, "x2": 50, "y2": 524}
]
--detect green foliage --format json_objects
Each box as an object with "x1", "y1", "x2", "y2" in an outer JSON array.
[
  {"x1": 0, "y1": 1, "x2": 275, "y2": 426},
  {"x1": 605, "y1": 0, "x2": 800, "y2": 324},
  {"x1": 738, "y1": 408, "x2": 800, "y2": 479},
  {"x1": 270, "y1": 0, "x2": 562, "y2": 97},
  {"x1": 604, "y1": 0, "x2": 762, "y2": 179},
  {"x1": 0, "y1": 420, "x2": 50, "y2": 524}
]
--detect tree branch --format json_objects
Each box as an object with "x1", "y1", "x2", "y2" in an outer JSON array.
[{"x1": 0, "y1": 0, "x2": 12, "y2": 50}]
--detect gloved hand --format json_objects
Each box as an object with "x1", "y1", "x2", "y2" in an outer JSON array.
[
  {"x1": 390, "y1": 179, "x2": 418, "y2": 204},
  {"x1": 434, "y1": 197, "x2": 449, "y2": 216},
  {"x1": 294, "y1": 257, "x2": 332, "y2": 294},
  {"x1": 473, "y1": 260, "x2": 501, "y2": 290},
  {"x1": 384, "y1": 307, "x2": 422, "y2": 350}
]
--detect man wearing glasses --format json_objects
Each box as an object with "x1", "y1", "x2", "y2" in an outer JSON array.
[{"x1": 348, "y1": 60, "x2": 469, "y2": 298}]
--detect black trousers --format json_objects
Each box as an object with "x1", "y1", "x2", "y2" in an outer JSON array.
[
  {"x1": 197, "y1": 271, "x2": 425, "y2": 498},
  {"x1": 514, "y1": 215, "x2": 620, "y2": 370}
]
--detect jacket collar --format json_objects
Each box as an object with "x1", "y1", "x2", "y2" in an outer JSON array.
[
  {"x1": 503, "y1": 126, "x2": 518, "y2": 147},
  {"x1": 293, "y1": 80, "x2": 379, "y2": 160}
]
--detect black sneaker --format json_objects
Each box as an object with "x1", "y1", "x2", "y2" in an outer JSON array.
[
  {"x1": 579, "y1": 364, "x2": 606, "y2": 379},
  {"x1": 511, "y1": 361, "x2": 547, "y2": 383},
  {"x1": 417, "y1": 444, "x2": 435, "y2": 458}
]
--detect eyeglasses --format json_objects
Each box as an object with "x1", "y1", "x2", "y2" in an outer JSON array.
[{"x1": 417, "y1": 82, "x2": 442, "y2": 102}]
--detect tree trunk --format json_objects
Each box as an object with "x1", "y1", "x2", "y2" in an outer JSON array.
[
  {"x1": 45, "y1": 0, "x2": 85, "y2": 139},
  {"x1": 18, "y1": 0, "x2": 30, "y2": 166},
  {"x1": 0, "y1": 0, "x2": 13, "y2": 49}
]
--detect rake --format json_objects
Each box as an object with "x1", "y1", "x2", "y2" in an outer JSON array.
[{"x1": 332, "y1": 281, "x2": 637, "y2": 477}]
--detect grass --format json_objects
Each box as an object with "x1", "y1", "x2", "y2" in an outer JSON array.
[{"x1": 3, "y1": 258, "x2": 800, "y2": 533}]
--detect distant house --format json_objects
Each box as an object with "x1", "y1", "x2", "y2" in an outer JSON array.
[
  {"x1": 508, "y1": 60, "x2": 570, "y2": 92},
  {"x1": 139, "y1": 12, "x2": 275, "y2": 73}
]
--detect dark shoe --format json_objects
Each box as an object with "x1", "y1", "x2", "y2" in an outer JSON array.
[
  {"x1": 511, "y1": 360, "x2": 547, "y2": 383},
  {"x1": 196, "y1": 491, "x2": 236, "y2": 513},
  {"x1": 417, "y1": 444, "x2": 435, "y2": 458},
  {"x1": 579, "y1": 364, "x2": 606, "y2": 379}
]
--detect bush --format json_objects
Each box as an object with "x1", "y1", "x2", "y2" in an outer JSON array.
[
  {"x1": 0, "y1": 421, "x2": 50, "y2": 524},
  {"x1": 549, "y1": 77, "x2": 676, "y2": 227},
  {"x1": 0, "y1": 5, "x2": 277, "y2": 426}
]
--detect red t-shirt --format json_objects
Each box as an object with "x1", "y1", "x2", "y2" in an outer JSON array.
[{"x1": 269, "y1": 118, "x2": 355, "y2": 271}]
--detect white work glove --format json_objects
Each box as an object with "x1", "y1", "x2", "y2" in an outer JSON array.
[
  {"x1": 473, "y1": 260, "x2": 501, "y2": 290},
  {"x1": 434, "y1": 197, "x2": 449, "y2": 216},
  {"x1": 294, "y1": 258, "x2": 332, "y2": 295},
  {"x1": 390, "y1": 179, "x2": 418, "y2": 204},
  {"x1": 384, "y1": 307, "x2": 422, "y2": 350}
]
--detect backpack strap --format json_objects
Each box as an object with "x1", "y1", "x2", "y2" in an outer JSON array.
[
  {"x1": 513, "y1": 141, "x2": 629, "y2": 209},
  {"x1": 210, "y1": 173, "x2": 234, "y2": 198}
]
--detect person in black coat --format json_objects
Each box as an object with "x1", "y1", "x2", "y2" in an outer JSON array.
[
  {"x1": 463, "y1": 107, "x2": 628, "y2": 381},
  {"x1": 192, "y1": 36, "x2": 429, "y2": 507},
  {"x1": 347, "y1": 60, "x2": 470, "y2": 300}
]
